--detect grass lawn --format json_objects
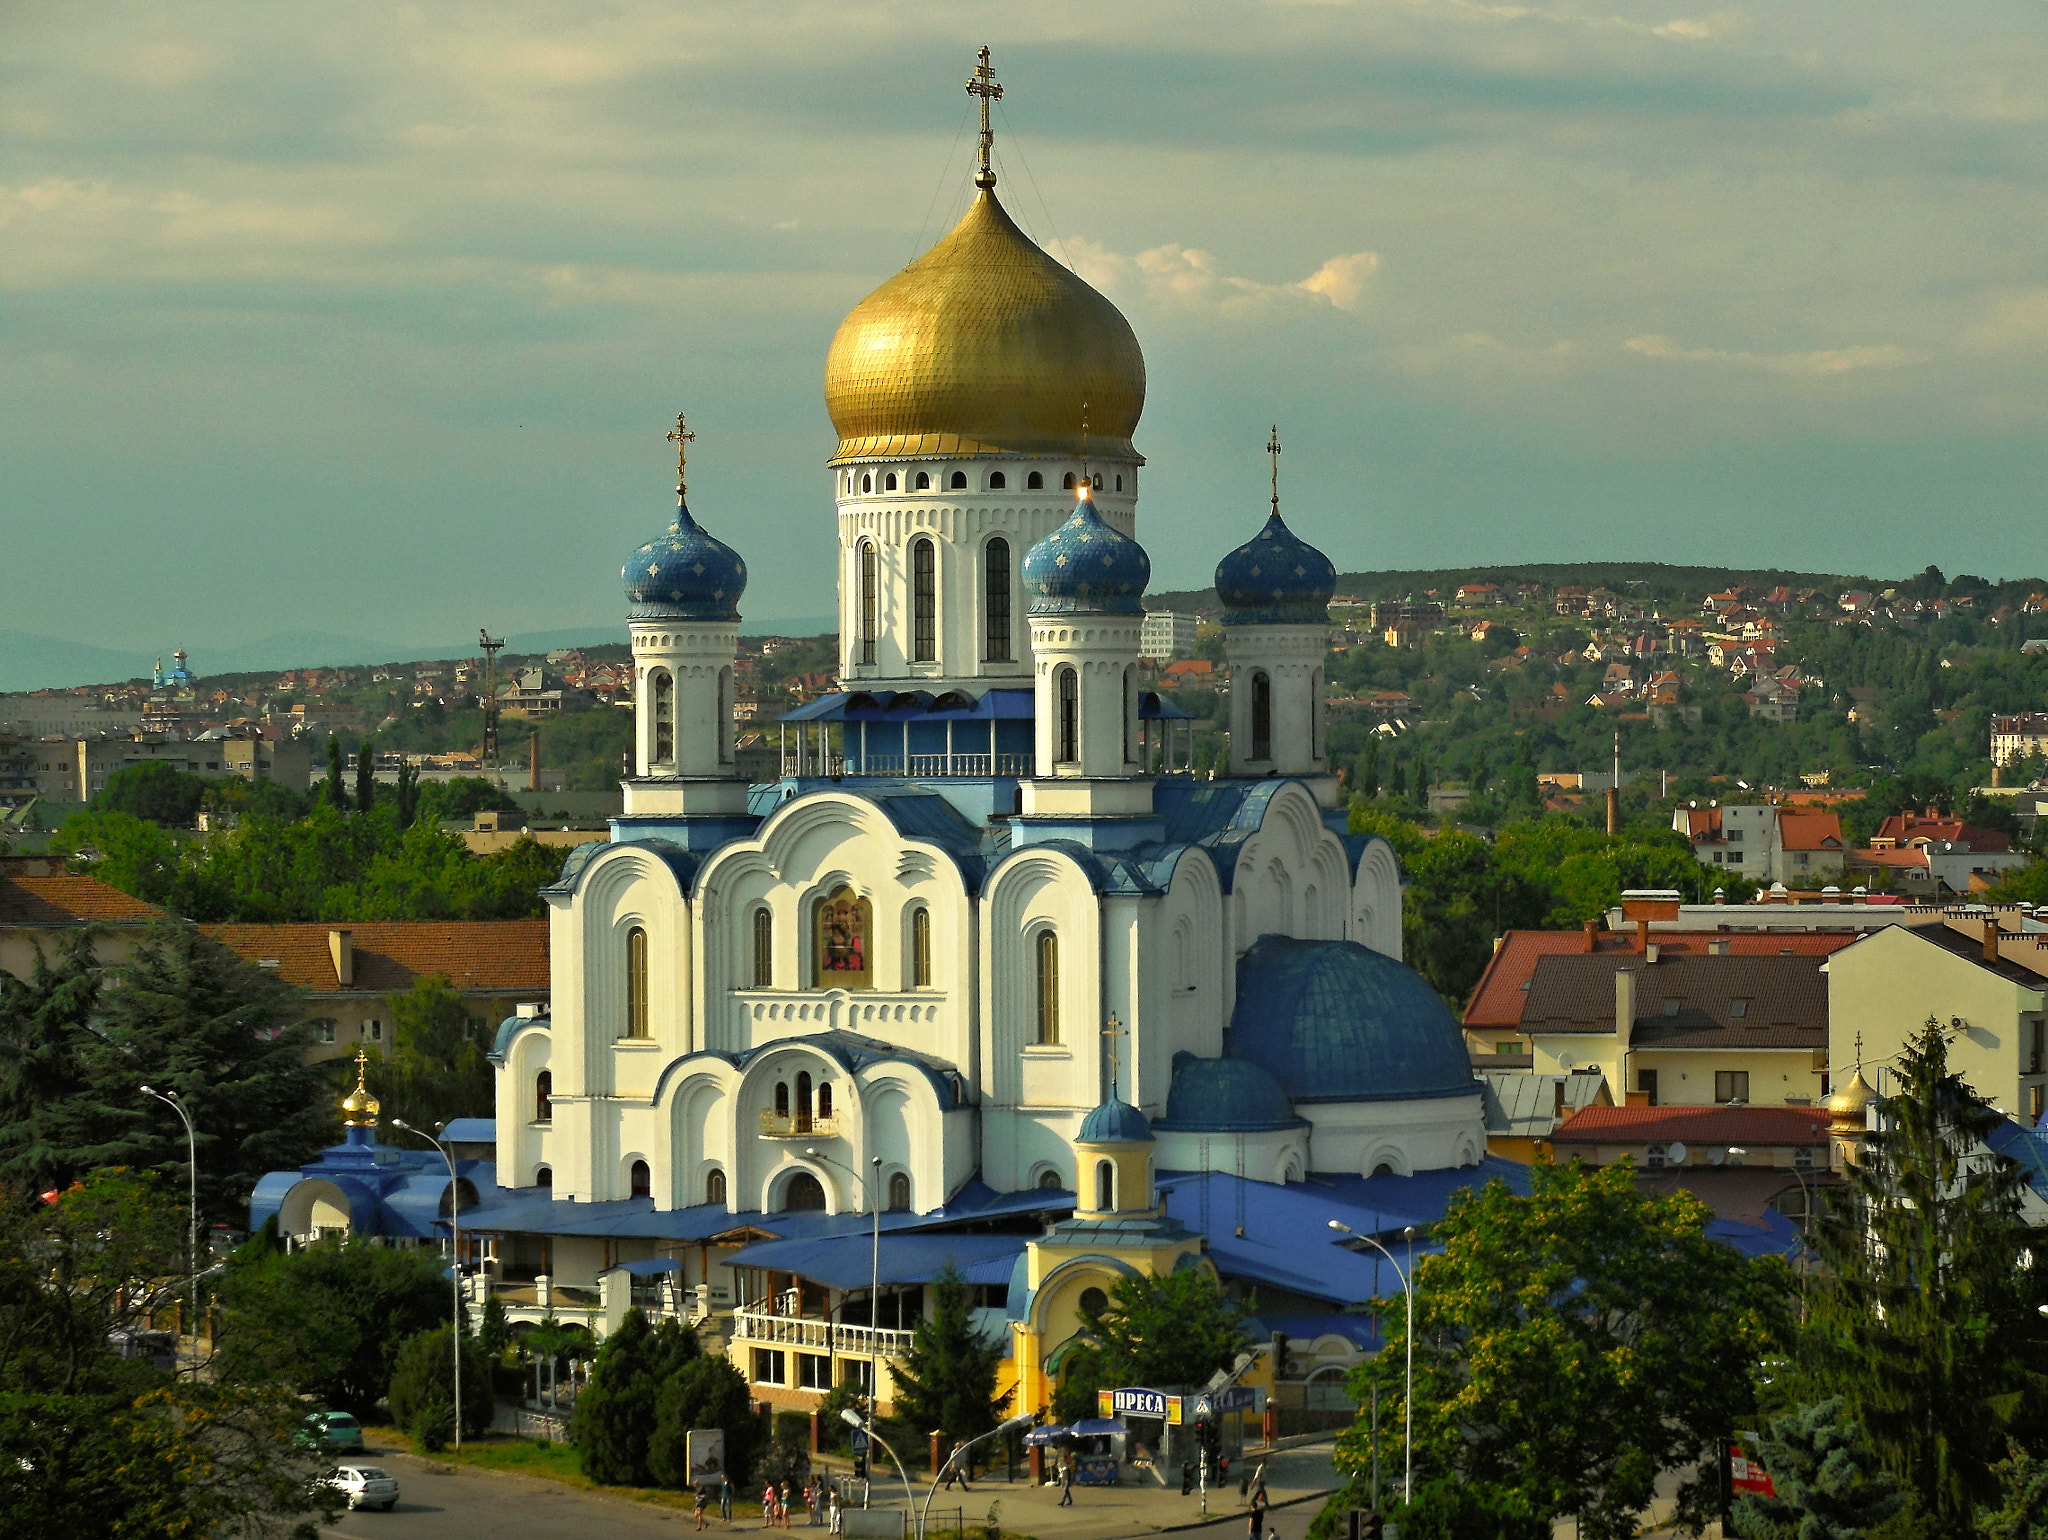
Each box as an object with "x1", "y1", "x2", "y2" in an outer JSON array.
[{"x1": 360, "y1": 1424, "x2": 752, "y2": 1514}]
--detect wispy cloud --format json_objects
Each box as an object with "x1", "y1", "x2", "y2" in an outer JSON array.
[
  {"x1": 1050, "y1": 238, "x2": 1380, "y2": 317},
  {"x1": 1623, "y1": 333, "x2": 1930, "y2": 377}
]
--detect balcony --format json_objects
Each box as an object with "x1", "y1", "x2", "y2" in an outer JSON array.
[
  {"x1": 731, "y1": 1308, "x2": 915, "y2": 1360},
  {"x1": 759, "y1": 1110, "x2": 839, "y2": 1138},
  {"x1": 778, "y1": 751, "x2": 1034, "y2": 779}
]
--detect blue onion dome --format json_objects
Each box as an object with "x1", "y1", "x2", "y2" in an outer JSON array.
[
  {"x1": 1021, "y1": 487, "x2": 1151, "y2": 616},
  {"x1": 1213, "y1": 509, "x2": 1336, "y2": 626},
  {"x1": 623, "y1": 502, "x2": 747, "y2": 621},
  {"x1": 1077, "y1": 1089, "x2": 1154, "y2": 1144},
  {"x1": 1154, "y1": 1052, "x2": 1302, "y2": 1132}
]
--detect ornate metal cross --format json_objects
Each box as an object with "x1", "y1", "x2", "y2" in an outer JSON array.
[
  {"x1": 667, "y1": 411, "x2": 695, "y2": 499},
  {"x1": 1267, "y1": 425, "x2": 1282, "y2": 515},
  {"x1": 966, "y1": 46, "x2": 1003, "y2": 188}
]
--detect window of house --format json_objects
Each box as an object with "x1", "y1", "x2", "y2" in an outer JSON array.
[
  {"x1": 367, "y1": 1019, "x2": 382, "y2": 1041},
  {"x1": 1727, "y1": 829, "x2": 1743, "y2": 842},
  {"x1": 1646, "y1": 1142, "x2": 1668, "y2": 1170},
  {"x1": 798, "y1": 1353, "x2": 832, "y2": 1390},
  {"x1": 1496, "y1": 1040, "x2": 1521, "y2": 1055},
  {"x1": 888, "y1": 1172, "x2": 911, "y2": 1211},
  {"x1": 984, "y1": 539, "x2": 1012, "y2": 661},
  {"x1": 2033, "y1": 1020, "x2": 2045, "y2": 1074},
  {"x1": 915, "y1": 471, "x2": 929, "y2": 490},
  {"x1": 2033, "y1": 1084, "x2": 2045, "y2": 1122},
  {"x1": 989, "y1": 471, "x2": 1006, "y2": 490},
  {"x1": 1078, "y1": 1286, "x2": 1107, "y2": 1317},
  {"x1": 1035, "y1": 931, "x2": 1060, "y2": 1044},
  {"x1": 318, "y1": 1021, "x2": 336, "y2": 1044},
  {"x1": 630, "y1": 1160, "x2": 651, "y2": 1198},
  {"x1": 1094, "y1": 1159, "x2": 1115, "y2": 1211},
  {"x1": 535, "y1": 1165, "x2": 552, "y2": 1189},
  {"x1": 1638, "y1": 1069, "x2": 1659, "y2": 1106},
  {"x1": 841, "y1": 1360, "x2": 874, "y2": 1392},
  {"x1": 717, "y1": 667, "x2": 733, "y2": 763},
  {"x1": 1730, "y1": 999, "x2": 1749, "y2": 1018},
  {"x1": 781, "y1": 1172, "x2": 825, "y2": 1212},
  {"x1": 751, "y1": 907, "x2": 773, "y2": 989},
  {"x1": 911, "y1": 537, "x2": 937, "y2": 661},
  {"x1": 1250, "y1": 672, "x2": 1272, "y2": 761},
  {"x1": 534, "y1": 1071, "x2": 552, "y2": 1123},
  {"x1": 858, "y1": 541, "x2": 878, "y2": 666},
  {"x1": 884, "y1": 472, "x2": 898, "y2": 491},
  {"x1": 625, "y1": 926, "x2": 650, "y2": 1038},
  {"x1": 817, "y1": 1082, "x2": 832, "y2": 1119},
  {"x1": 1037, "y1": 1168, "x2": 1063, "y2": 1191},
  {"x1": 1055, "y1": 666, "x2": 1078, "y2": 763},
  {"x1": 1662, "y1": 998, "x2": 1681, "y2": 1017},
  {"x1": 1714, "y1": 1070, "x2": 1750, "y2": 1104},
  {"x1": 706, "y1": 1169, "x2": 727, "y2": 1206},
  {"x1": 1793, "y1": 1145, "x2": 1815, "y2": 1171},
  {"x1": 949, "y1": 470, "x2": 967, "y2": 490},
  {"x1": 1027, "y1": 471, "x2": 1043, "y2": 489},
  {"x1": 910, "y1": 906, "x2": 932, "y2": 988},
  {"x1": 753, "y1": 1349, "x2": 787, "y2": 1386}
]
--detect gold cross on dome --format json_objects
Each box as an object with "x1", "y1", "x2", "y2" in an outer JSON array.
[
  {"x1": 966, "y1": 46, "x2": 1003, "y2": 188},
  {"x1": 1102, "y1": 1012, "x2": 1127, "y2": 1095},
  {"x1": 1267, "y1": 424, "x2": 1282, "y2": 516},
  {"x1": 667, "y1": 411, "x2": 696, "y2": 499}
]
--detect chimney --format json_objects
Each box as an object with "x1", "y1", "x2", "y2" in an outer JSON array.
[
  {"x1": 1615, "y1": 968, "x2": 1637, "y2": 1044},
  {"x1": 328, "y1": 928, "x2": 354, "y2": 987},
  {"x1": 1709, "y1": 937, "x2": 1729, "y2": 956},
  {"x1": 529, "y1": 732, "x2": 541, "y2": 791},
  {"x1": 1605, "y1": 785, "x2": 1620, "y2": 835},
  {"x1": 1645, "y1": 942, "x2": 1661, "y2": 964},
  {"x1": 1986, "y1": 917, "x2": 2001, "y2": 965},
  {"x1": 1583, "y1": 918, "x2": 1599, "y2": 952},
  {"x1": 1635, "y1": 919, "x2": 1649, "y2": 954}
]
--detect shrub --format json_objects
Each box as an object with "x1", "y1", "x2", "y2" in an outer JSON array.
[
  {"x1": 647, "y1": 1353, "x2": 763, "y2": 1490},
  {"x1": 387, "y1": 1326, "x2": 492, "y2": 1441}
]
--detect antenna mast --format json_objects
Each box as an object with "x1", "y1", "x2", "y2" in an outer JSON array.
[{"x1": 479, "y1": 627, "x2": 505, "y2": 773}]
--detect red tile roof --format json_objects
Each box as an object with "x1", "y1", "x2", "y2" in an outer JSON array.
[
  {"x1": 1554, "y1": 1103, "x2": 1831, "y2": 1147},
  {"x1": 201, "y1": 921, "x2": 549, "y2": 995},
  {"x1": 1777, "y1": 811, "x2": 1845, "y2": 852},
  {"x1": 0, "y1": 875, "x2": 162, "y2": 925}
]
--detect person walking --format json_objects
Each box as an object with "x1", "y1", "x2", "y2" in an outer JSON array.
[
  {"x1": 828, "y1": 1485, "x2": 842, "y2": 1538},
  {"x1": 695, "y1": 1485, "x2": 711, "y2": 1531},
  {"x1": 1247, "y1": 1480, "x2": 1269, "y2": 1540},
  {"x1": 943, "y1": 1440, "x2": 972, "y2": 1492},
  {"x1": 1057, "y1": 1450, "x2": 1075, "y2": 1507},
  {"x1": 808, "y1": 1477, "x2": 823, "y2": 1527},
  {"x1": 721, "y1": 1478, "x2": 734, "y2": 1525}
]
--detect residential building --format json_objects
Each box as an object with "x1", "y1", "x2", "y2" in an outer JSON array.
[
  {"x1": 1992, "y1": 713, "x2": 2048, "y2": 768},
  {"x1": 0, "y1": 860, "x2": 162, "y2": 979},
  {"x1": 498, "y1": 667, "x2": 596, "y2": 716},
  {"x1": 1672, "y1": 803, "x2": 1846, "y2": 884},
  {"x1": 1845, "y1": 811, "x2": 2031, "y2": 894},
  {"x1": 1139, "y1": 610, "x2": 1199, "y2": 660},
  {"x1": 28, "y1": 729, "x2": 311, "y2": 803},
  {"x1": 1549, "y1": 1103, "x2": 1834, "y2": 1228},
  {"x1": 1477, "y1": 1069, "x2": 1611, "y2": 1161},
  {"x1": 0, "y1": 696, "x2": 146, "y2": 736}
]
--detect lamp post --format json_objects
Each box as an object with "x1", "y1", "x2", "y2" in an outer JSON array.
[
  {"x1": 392, "y1": 1118, "x2": 464, "y2": 1450},
  {"x1": 809, "y1": 1146, "x2": 885, "y2": 1505},
  {"x1": 1730, "y1": 1146, "x2": 1815, "y2": 1318},
  {"x1": 1330, "y1": 1219, "x2": 1417, "y2": 1505},
  {"x1": 139, "y1": 1086, "x2": 198, "y2": 1378},
  {"x1": 842, "y1": 1407, "x2": 917, "y2": 1524},
  {"x1": 920, "y1": 1415, "x2": 1035, "y2": 1540}
]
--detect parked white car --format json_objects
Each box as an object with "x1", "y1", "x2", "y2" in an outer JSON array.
[{"x1": 327, "y1": 1465, "x2": 400, "y2": 1511}]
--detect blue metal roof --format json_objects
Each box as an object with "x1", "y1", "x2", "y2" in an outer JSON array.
[
  {"x1": 779, "y1": 688, "x2": 1035, "y2": 725},
  {"x1": 1226, "y1": 937, "x2": 1477, "y2": 1105},
  {"x1": 1154, "y1": 1053, "x2": 1305, "y2": 1133},
  {"x1": 442, "y1": 1118, "x2": 496, "y2": 1144},
  {"x1": 723, "y1": 1231, "x2": 1028, "y2": 1291},
  {"x1": 545, "y1": 837, "x2": 705, "y2": 897},
  {"x1": 1250, "y1": 1313, "x2": 1380, "y2": 1350},
  {"x1": 624, "y1": 500, "x2": 748, "y2": 622},
  {"x1": 1078, "y1": 1095, "x2": 1155, "y2": 1144},
  {"x1": 1022, "y1": 490, "x2": 1150, "y2": 616}
]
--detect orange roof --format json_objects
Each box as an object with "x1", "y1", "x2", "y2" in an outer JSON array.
[
  {"x1": 1554, "y1": 1103, "x2": 1830, "y2": 1147},
  {"x1": 1776, "y1": 811, "x2": 1845, "y2": 852},
  {"x1": 201, "y1": 921, "x2": 550, "y2": 995},
  {"x1": 1465, "y1": 928, "x2": 1859, "y2": 1028},
  {"x1": 0, "y1": 874, "x2": 162, "y2": 925}
]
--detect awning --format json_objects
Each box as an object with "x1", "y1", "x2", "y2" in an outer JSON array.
[
  {"x1": 777, "y1": 689, "x2": 1034, "y2": 725},
  {"x1": 616, "y1": 1257, "x2": 683, "y2": 1276},
  {"x1": 1070, "y1": 1419, "x2": 1124, "y2": 1435}
]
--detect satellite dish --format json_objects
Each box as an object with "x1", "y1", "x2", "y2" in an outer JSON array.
[
  {"x1": 1557, "y1": 1052, "x2": 1576, "y2": 1071},
  {"x1": 1706, "y1": 1147, "x2": 1726, "y2": 1166},
  {"x1": 1666, "y1": 1142, "x2": 1689, "y2": 1166}
]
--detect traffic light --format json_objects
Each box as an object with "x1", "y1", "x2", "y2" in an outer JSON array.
[
  {"x1": 852, "y1": 1455, "x2": 867, "y2": 1480},
  {"x1": 1181, "y1": 1462, "x2": 1195, "y2": 1495}
]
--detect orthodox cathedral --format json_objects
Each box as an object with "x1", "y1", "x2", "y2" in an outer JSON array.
[{"x1": 255, "y1": 53, "x2": 1502, "y2": 1419}]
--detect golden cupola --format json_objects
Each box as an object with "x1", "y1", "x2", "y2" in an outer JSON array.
[
  {"x1": 823, "y1": 49, "x2": 1145, "y2": 466},
  {"x1": 340, "y1": 1048, "x2": 381, "y2": 1129}
]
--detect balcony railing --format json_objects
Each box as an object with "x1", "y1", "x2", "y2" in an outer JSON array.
[
  {"x1": 731, "y1": 1308, "x2": 916, "y2": 1359},
  {"x1": 778, "y1": 752, "x2": 1034, "y2": 779},
  {"x1": 759, "y1": 1110, "x2": 839, "y2": 1138}
]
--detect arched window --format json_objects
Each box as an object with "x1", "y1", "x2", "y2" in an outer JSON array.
[
  {"x1": 1062, "y1": 472, "x2": 1076, "y2": 490},
  {"x1": 1122, "y1": 667, "x2": 1132, "y2": 764},
  {"x1": 1035, "y1": 931, "x2": 1060, "y2": 1045},
  {"x1": 1094, "y1": 1159, "x2": 1115, "y2": 1211},
  {"x1": 774, "y1": 1081, "x2": 790, "y2": 1117},
  {"x1": 861, "y1": 472, "x2": 872, "y2": 493},
  {"x1": 625, "y1": 926, "x2": 649, "y2": 1038},
  {"x1": 984, "y1": 539, "x2": 1012, "y2": 662},
  {"x1": 630, "y1": 1159, "x2": 651, "y2": 1198},
  {"x1": 1115, "y1": 474, "x2": 1123, "y2": 491},
  {"x1": 915, "y1": 471, "x2": 930, "y2": 490},
  {"x1": 910, "y1": 906, "x2": 932, "y2": 988},
  {"x1": 888, "y1": 1172, "x2": 912, "y2": 1211},
  {"x1": 949, "y1": 470, "x2": 967, "y2": 490},
  {"x1": 1037, "y1": 1168, "x2": 1063, "y2": 1191},
  {"x1": 534, "y1": 1070, "x2": 552, "y2": 1123},
  {"x1": 1092, "y1": 474, "x2": 1102, "y2": 489},
  {"x1": 751, "y1": 907, "x2": 773, "y2": 989},
  {"x1": 782, "y1": 1172, "x2": 826, "y2": 1212},
  {"x1": 884, "y1": 471, "x2": 899, "y2": 491},
  {"x1": 717, "y1": 666, "x2": 733, "y2": 764},
  {"x1": 1056, "y1": 666, "x2": 1078, "y2": 763},
  {"x1": 652, "y1": 670, "x2": 674, "y2": 765},
  {"x1": 813, "y1": 886, "x2": 873, "y2": 988},
  {"x1": 1027, "y1": 471, "x2": 1044, "y2": 490},
  {"x1": 796, "y1": 1071, "x2": 814, "y2": 1128},
  {"x1": 858, "y1": 542, "x2": 878, "y2": 666},
  {"x1": 706, "y1": 1169, "x2": 727, "y2": 1206},
  {"x1": 911, "y1": 538, "x2": 936, "y2": 662},
  {"x1": 817, "y1": 1082, "x2": 832, "y2": 1120},
  {"x1": 535, "y1": 1165, "x2": 553, "y2": 1190},
  {"x1": 1251, "y1": 671, "x2": 1272, "y2": 762},
  {"x1": 989, "y1": 471, "x2": 1006, "y2": 490}
]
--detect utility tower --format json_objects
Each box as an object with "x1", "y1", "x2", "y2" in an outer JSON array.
[{"x1": 479, "y1": 628, "x2": 505, "y2": 770}]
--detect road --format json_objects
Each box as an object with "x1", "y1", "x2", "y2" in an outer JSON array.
[{"x1": 319, "y1": 1456, "x2": 690, "y2": 1539}]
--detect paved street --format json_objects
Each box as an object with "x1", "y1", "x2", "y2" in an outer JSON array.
[{"x1": 319, "y1": 1453, "x2": 690, "y2": 1539}]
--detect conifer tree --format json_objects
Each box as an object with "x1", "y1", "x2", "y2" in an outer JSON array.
[
  {"x1": 648, "y1": 1352, "x2": 761, "y2": 1490},
  {"x1": 576, "y1": 1312, "x2": 700, "y2": 1486},
  {"x1": 325, "y1": 738, "x2": 346, "y2": 810},
  {"x1": 0, "y1": 931, "x2": 103, "y2": 1196},
  {"x1": 888, "y1": 1265, "x2": 1007, "y2": 1463},
  {"x1": 1728, "y1": 1399, "x2": 1903, "y2": 1539},
  {"x1": 354, "y1": 737, "x2": 375, "y2": 815}
]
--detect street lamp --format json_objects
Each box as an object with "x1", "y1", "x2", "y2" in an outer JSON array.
[
  {"x1": 391, "y1": 1118, "x2": 465, "y2": 1450},
  {"x1": 139, "y1": 1086, "x2": 198, "y2": 1378},
  {"x1": 841, "y1": 1407, "x2": 917, "y2": 1521},
  {"x1": 1330, "y1": 1219, "x2": 1418, "y2": 1504},
  {"x1": 811, "y1": 1146, "x2": 886, "y2": 1502},
  {"x1": 919, "y1": 1414, "x2": 1035, "y2": 1540}
]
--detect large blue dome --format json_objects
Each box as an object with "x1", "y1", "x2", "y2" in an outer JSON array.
[
  {"x1": 624, "y1": 502, "x2": 747, "y2": 622},
  {"x1": 1225, "y1": 937, "x2": 1475, "y2": 1104},
  {"x1": 1213, "y1": 510, "x2": 1335, "y2": 626},
  {"x1": 1154, "y1": 1052, "x2": 1303, "y2": 1132},
  {"x1": 1022, "y1": 489, "x2": 1150, "y2": 616}
]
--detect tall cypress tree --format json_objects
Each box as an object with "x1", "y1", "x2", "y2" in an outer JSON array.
[
  {"x1": 576, "y1": 1312, "x2": 700, "y2": 1486},
  {"x1": 1802, "y1": 1020, "x2": 2048, "y2": 1527},
  {"x1": 353, "y1": 737, "x2": 375, "y2": 815},
  {"x1": 324, "y1": 738, "x2": 346, "y2": 811}
]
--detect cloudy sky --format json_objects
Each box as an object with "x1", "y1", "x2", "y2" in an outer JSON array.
[{"x1": 5, "y1": 1, "x2": 2046, "y2": 655}]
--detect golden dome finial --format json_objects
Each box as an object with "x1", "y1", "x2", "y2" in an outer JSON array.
[
  {"x1": 1268, "y1": 425, "x2": 1283, "y2": 518},
  {"x1": 667, "y1": 411, "x2": 695, "y2": 502},
  {"x1": 966, "y1": 45, "x2": 1003, "y2": 190},
  {"x1": 341, "y1": 1047, "x2": 381, "y2": 1128}
]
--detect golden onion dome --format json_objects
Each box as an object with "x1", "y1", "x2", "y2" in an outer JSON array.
[
  {"x1": 340, "y1": 1048, "x2": 381, "y2": 1128},
  {"x1": 1824, "y1": 1068, "x2": 1875, "y2": 1125},
  {"x1": 824, "y1": 185, "x2": 1146, "y2": 465}
]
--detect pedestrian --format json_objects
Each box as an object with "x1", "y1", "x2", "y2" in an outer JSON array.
[
  {"x1": 763, "y1": 1482, "x2": 777, "y2": 1528},
  {"x1": 721, "y1": 1478, "x2": 735, "y2": 1525},
  {"x1": 808, "y1": 1477, "x2": 823, "y2": 1526},
  {"x1": 828, "y1": 1486, "x2": 842, "y2": 1538},
  {"x1": 1247, "y1": 1482, "x2": 1269, "y2": 1540},
  {"x1": 1058, "y1": 1451, "x2": 1075, "y2": 1507},
  {"x1": 695, "y1": 1485, "x2": 711, "y2": 1531},
  {"x1": 780, "y1": 1482, "x2": 792, "y2": 1528},
  {"x1": 943, "y1": 1440, "x2": 972, "y2": 1492}
]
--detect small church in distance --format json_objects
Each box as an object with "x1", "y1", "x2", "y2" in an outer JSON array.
[{"x1": 253, "y1": 51, "x2": 1516, "y2": 1423}]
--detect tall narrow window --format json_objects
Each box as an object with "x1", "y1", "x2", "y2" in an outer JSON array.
[
  {"x1": 1251, "y1": 671, "x2": 1272, "y2": 762},
  {"x1": 717, "y1": 667, "x2": 733, "y2": 763},
  {"x1": 751, "y1": 907, "x2": 774, "y2": 989},
  {"x1": 817, "y1": 1082, "x2": 832, "y2": 1119},
  {"x1": 1122, "y1": 667, "x2": 1132, "y2": 765},
  {"x1": 915, "y1": 471, "x2": 930, "y2": 490},
  {"x1": 706, "y1": 1169, "x2": 727, "y2": 1206},
  {"x1": 911, "y1": 537, "x2": 936, "y2": 662},
  {"x1": 884, "y1": 472, "x2": 898, "y2": 491},
  {"x1": 774, "y1": 1081, "x2": 789, "y2": 1117},
  {"x1": 652, "y1": 671, "x2": 674, "y2": 765},
  {"x1": 796, "y1": 1072, "x2": 814, "y2": 1130},
  {"x1": 888, "y1": 1172, "x2": 911, "y2": 1211},
  {"x1": 534, "y1": 1070, "x2": 552, "y2": 1123},
  {"x1": 911, "y1": 906, "x2": 932, "y2": 988},
  {"x1": 813, "y1": 886, "x2": 873, "y2": 989},
  {"x1": 949, "y1": 470, "x2": 967, "y2": 490},
  {"x1": 1035, "y1": 931, "x2": 1060, "y2": 1044},
  {"x1": 984, "y1": 539, "x2": 1012, "y2": 661},
  {"x1": 630, "y1": 1160, "x2": 651, "y2": 1198},
  {"x1": 625, "y1": 926, "x2": 649, "y2": 1038},
  {"x1": 1056, "y1": 666, "x2": 1078, "y2": 764},
  {"x1": 1310, "y1": 668, "x2": 1322, "y2": 759},
  {"x1": 1094, "y1": 1159, "x2": 1114, "y2": 1212},
  {"x1": 858, "y1": 542, "x2": 878, "y2": 666}
]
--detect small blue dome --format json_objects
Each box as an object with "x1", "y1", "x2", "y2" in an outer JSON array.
[
  {"x1": 1225, "y1": 937, "x2": 1474, "y2": 1104},
  {"x1": 1022, "y1": 489, "x2": 1150, "y2": 616},
  {"x1": 1078, "y1": 1093, "x2": 1154, "y2": 1144},
  {"x1": 1155, "y1": 1052, "x2": 1302, "y2": 1132},
  {"x1": 623, "y1": 502, "x2": 747, "y2": 621},
  {"x1": 1213, "y1": 510, "x2": 1335, "y2": 626}
]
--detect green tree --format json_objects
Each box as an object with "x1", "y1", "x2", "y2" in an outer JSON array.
[
  {"x1": 1399, "y1": 829, "x2": 1549, "y2": 1004},
  {"x1": 392, "y1": 759, "x2": 423, "y2": 830},
  {"x1": 214, "y1": 1237, "x2": 453, "y2": 1418},
  {"x1": 648, "y1": 1353, "x2": 765, "y2": 1490},
  {"x1": 1358, "y1": 740, "x2": 1381, "y2": 799},
  {"x1": 97, "y1": 761, "x2": 206, "y2": 827},
  {"x1": 1343, "y1": 1160, "x2": 1786, "y2": 1540},
  {"x1": 1389, "y1": 1475, "x2": 1548, "y2": 1540},
  {"x1": 354, "y1": 738, "x2": 376, "y2": 816},
  {"x1": 1054, "y1": 1267, "x2": 1252, "y2": 1424},
  {"x1": 575, "y1": 1310, "x2": 700, "y2": 1486},
  {"x1": 370, "y1": 973, "x2": 492, "y2": 1133},
  {"x1": 888, "y1": 1265, "x2": 1007, "y2": 1461},
  {"x1": 1800, "y1": 1021, "x2": 2048, "y2": 1528},
  {"x1": 1982, "y1": 1442, "x2": 2048, "y2": 1540},
  {"x1": 387, "y1": 1325, "x2": 493, "y2": 1447},
  {"x1": 325, "y1": 739, "x2": 346, "y2": 811},
  {"x1": 1729, "y1": 1399, "x2": 1904, "y2": 1540},
  {"x1": 51, "y1": 808, "x2": 183, "y2": 908},
  {"x1": 0, "y1": 931, "x2": 104, "y2": 1198}
]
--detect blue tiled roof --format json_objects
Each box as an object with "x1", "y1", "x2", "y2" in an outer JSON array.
[
  {"x1": 1154, "y1": 1052, "x2": 1305, "y2": 1133},
  {"x1": 441, "y1": 1118, "x2": 496, "y2": 1144},
  {"x1": 723, "y1": 1231, "x2": 1028, "y2": 1290},
  {"x1": 545, "y1": 837, "x2": 704, "y2": 896},
  {"x1": 1227, "y1": 937, "x2": 1477, "y2": 1105},
  {"x1": 1022, "y1": 490, "x2": 1150, "y2": 616},
  {"x1": 1213, "y1": 510, "x2": 1335, "y2": 627},
  {"x1": 624, "y1": 501, "x2": 748, "y2": 621},
  {"x1": 1078, "y1": 1094, "x2": 1154, "y2": 1144}
]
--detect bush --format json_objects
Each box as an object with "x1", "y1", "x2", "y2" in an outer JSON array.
[
  {"x1": 1393, "y1": 1476, "x2": 1549, "y2": 1540},
  {"x1": 576, "y1": 1312, "x2": 699, "y2": 1486},
  {"x1": 647, "y1": 1353, "x2": 764, "y2": 1490},
  {"x1": 387, "y1": 1325, "x2": 493, "y2": 1442}
]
